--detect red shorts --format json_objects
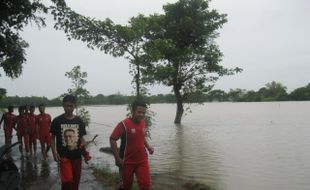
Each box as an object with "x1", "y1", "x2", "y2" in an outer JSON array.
[
  {"x1": 122, "y1": 160, "x2": 151, "y2": 190},
  {"x1": 17, "y1": 128, "x2": 24, "y2": 138},
  {"x1": 40, "y1": 133, "x2": 51, "y2": 145},
  {"x1": 4, "y1": 127, "x2": 13, "y2": 138},
  {"x1": 59, "y1": 157, "x2": 82, "y2": 190}
]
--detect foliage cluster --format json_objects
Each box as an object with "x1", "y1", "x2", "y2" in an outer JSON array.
[
  {"x1": 0, "y1": 0, "x2": 65, "y2": 78},
  {"x1": 93, "y1": 164, "x2": 215, "y2": 190},
  {"x1": 51, "y1": 0, "x2": 241, "y2": 123},
  {"x1": 206, "y1": 81, "x2": 310, "y2": 102},
  {"x1": 1, "y1": 82, "x2": 310, "y2": 108},
  {"x1": 63, "y1": 66, "x2": 91, "y2": 126}
]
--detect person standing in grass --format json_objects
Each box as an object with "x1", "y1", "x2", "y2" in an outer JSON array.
[{"x1": 110, "y1": 100, "x2": 154, "y2": 190}]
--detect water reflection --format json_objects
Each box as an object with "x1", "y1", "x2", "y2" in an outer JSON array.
[
  {"x1": 20, "y1": 157, "x2": 39, "y2": 185},
  {"x1": 40, "y1": 160, "x2": 50, "y2": 178},
  {"x1": 161, "y1": 124, "x2": 224, "y2": 189}
]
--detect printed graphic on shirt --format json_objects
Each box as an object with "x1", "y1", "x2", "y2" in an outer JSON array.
[
  {"x1": 131, "y1": 128, "x2": 136, "y2": 134},
  {"x1": 61, "y1": 124, "x2": 79, "y2": 151}
]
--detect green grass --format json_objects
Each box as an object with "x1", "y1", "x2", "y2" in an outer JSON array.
[
  {"x1": 92, "y1": 164, "x2": 139, "y2": 190},
  {"x1": 93, "y1": 164, "x2": 216, "y2": 190}
]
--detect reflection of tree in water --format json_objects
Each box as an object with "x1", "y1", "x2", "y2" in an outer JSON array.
[
  {"x1": 173, "y1": 124, "x2": 223, "y2": 189},
  {"x1": 19, "y1": 158, "x2": 54, "y2": 189}
]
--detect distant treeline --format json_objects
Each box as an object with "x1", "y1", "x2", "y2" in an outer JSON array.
[{"x1": 1, "y1": 82, "x2": 310, "y2": 108}]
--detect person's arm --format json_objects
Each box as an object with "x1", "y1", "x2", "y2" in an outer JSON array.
[
  {"x1": 35, "y1": 117, "x2": 40, "y2": 139},
  {"x1": 12, "y1": 116, "x2": 17, "y2": 131},
  {"x1": 110, "y1": 136, "x2": 123, "y2": 168},
  {"x1": 110, "y1": 122, "x2": 125, "y2": 167},
  {"x1": 79, "y1": 117, "x2": 87, "y2": 148},
  {"x1": 51, "y1": 134, "x2": 60, "y2": 162},
  {"x1": 0, "y1": 114, "x2": 4, "y2": 129},
  {"x1": 144, "y1": 136, "x2": 154, "y2": 155},
  {"x1": 36, "y1": 125, "x2": 40, "y2": 139},
  {"x1": 80, "y1": 136, "x2": 87, "y2": 147}
]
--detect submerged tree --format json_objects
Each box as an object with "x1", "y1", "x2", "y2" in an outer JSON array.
[
  {"x1": 52, "y1": 0, "x2": 242, "y2": 124},
  {"x1": 141, "y1": 0, "x2": 242, "y2": 123}
]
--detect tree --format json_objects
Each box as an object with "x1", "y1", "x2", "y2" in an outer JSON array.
[
  {"x1": 243, "y1": 90, "x2": 261, "y2": 102},
  {"x1": 52, "y1": 0, "x2": 241, "y2": 124},
  {"x1": 226, "y1": 88, "x2": 246, "y2": 102},
  {"x1": 0, "y1": 88, "x2": 7, "y2": 102},
  {"x1": 289, "y1": 83, "x2": 310, "y2": 101},
  {"x1": 261, "y1": 81, "x2": 288, "y2": 101},
  {"x1": 52, "y1": 7, "x2": 157, "y2": 130},
  {"x1": 52, "y1": 7, "x2": 151, "y2": 99},
  {"x1": 206, "y1": 89, "x2": 226, "y2": 102},
  {"x1": 0, "y1": 0, "x2": 65, "y2": 78},
  {"x1": 141, "y1": 0, "x2": 241, "y2": 123},
  {"x1": 64, "y1": 65, "x2": 90, "y2": 126}
]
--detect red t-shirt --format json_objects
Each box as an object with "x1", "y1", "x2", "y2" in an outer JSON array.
[
  {"x1": 28, "y1": 113, "x2": 37, "y2": 134},
  {"x1": 16, "y1": 114, "x2": 28, "y2": 135},
  {"x1": 2, "y1": 112, "x2": 16, "y2": 131},
  {"x1": 111, "y1": 118, "x2": 148, "y2": 164},
  {"x1": 37, "y1": 113, "x2": 52, "y2": 135}
]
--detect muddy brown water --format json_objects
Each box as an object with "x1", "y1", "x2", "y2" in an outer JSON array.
[{"x1": 2, "y1": 102, "x2": 310, "y2": 190}]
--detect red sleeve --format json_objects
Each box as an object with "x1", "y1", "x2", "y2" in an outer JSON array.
[
  {"x1": 48, "y1": 114, "x2": 52, "y2": 124},
  {"x1": 110, "y1": 122, "x2": 125, "y2": 140}
]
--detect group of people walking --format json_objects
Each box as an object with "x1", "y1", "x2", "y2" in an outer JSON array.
[
  {"x1": 1, "y1": 94, "x2": 154, "y2": 190},
  {"x1": 0, "y1": 103, "x2": 52, "y2": 160}
]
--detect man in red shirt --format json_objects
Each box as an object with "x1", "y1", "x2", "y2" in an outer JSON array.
[
  {"x1": 0, "y1": 106, "x2": 16, "y2": 145},
  {"x1": 28, "y1": 105, "x2": 37, "y2": 157},
  {"x1": 36, "y1": 104, "x2": 52, "y2": 160},
  {"x1": 110, "y1": 100, "x2": 154, "y2": 190},
  {"x1": 15, "y1": 106, "x2": 29, "y2": 157}
]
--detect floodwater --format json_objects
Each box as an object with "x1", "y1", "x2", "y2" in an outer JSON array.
[{"x1": 1, "y1": 101, "x2": 310, "y2": 190}]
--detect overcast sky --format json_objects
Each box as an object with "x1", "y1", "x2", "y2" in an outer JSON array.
[{"x1": 1, "y1": 0, "x2": 310, "y2": 99}]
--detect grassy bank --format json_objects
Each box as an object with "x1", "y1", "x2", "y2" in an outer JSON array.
[{"x1": 92, "y1": 164, "x2": 216, "y2": 190}]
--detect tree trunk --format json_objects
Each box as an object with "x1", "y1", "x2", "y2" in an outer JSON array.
[
  {"x1": 174, "y1": 99, "x2": 184, "y2": 124},
  {"x1": 174, "y1": 86, "x2": 184, "y2": 124},
  {"x1": 135, "y1": 61, "x2": 140, "y2": 98}
]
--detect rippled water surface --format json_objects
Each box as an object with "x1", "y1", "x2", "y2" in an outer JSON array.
[{"x1": 2, "y1": 102, "x2": 309, "y2": 190}]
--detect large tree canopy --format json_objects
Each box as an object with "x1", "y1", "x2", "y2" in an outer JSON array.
[
  {"x1": 52, "y1": 0, "x2": 242, "y2": 124},
  {"x1": 52, "y1": 6, "x2": 152, "y2": 98},
  {"x1": 0, "y1": 0, "x2": 65, "y2": 78},
  {"x1": 141, "y1": 0, "x2": 242, "y2": 123}
]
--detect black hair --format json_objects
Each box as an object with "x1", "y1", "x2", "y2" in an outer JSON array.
[
  {"x1": 38, "y1": 103, "x2": 45, "y2": 107},
  {"x1": 7, "y1": 106, "x2": 14, "y2": 111},
  {"x1": 64, "y1": 128, "x2": 76, "y2": 134},
  {"x1": 18, "y1": 106, "x2": 24, "y2": 112},
  {"x1": 30, "y1": 104, "x2": 35, "y2": 108},
  {"x1": 131, "y1": 99, "x2": 147, "y2": 112},
  {"x1": 63, "y1": 95, "x2": 77, "y2": 104}
]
